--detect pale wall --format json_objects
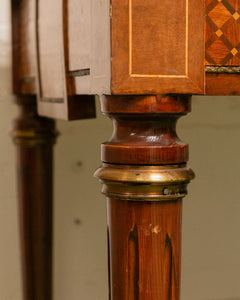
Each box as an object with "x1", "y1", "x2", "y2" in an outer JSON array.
[{"x1": 0, "y1": 2, "x2": 240, "y2": 300}]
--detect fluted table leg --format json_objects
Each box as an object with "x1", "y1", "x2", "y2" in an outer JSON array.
[
  {"x1": 95, "y1": 95, "x2": 194, "y2": 300},
  {"x1": 12, "y1": 95, "x2": 57, "y2": 300}
]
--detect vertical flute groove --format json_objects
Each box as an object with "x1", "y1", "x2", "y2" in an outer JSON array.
[
  {"x1": 164, "y1": 234, "x2": 173, "y2": 300},
  {"x1": 127, "y1": 224, "x2": 139, "y2": 300}
]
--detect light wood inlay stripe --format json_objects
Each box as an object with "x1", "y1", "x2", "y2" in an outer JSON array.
[{"x1": 129, "y1": 0, "x2": 189, "y2": 78}]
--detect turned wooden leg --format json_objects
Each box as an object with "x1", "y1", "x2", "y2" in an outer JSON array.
[
  {"x1": 12, "y1": 96, "x2": 57, "y2": 300},
  {"x1": 95, "y1": 95, "x2": 194, "y2": 300}
]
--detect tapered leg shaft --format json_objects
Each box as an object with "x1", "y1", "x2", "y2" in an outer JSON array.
[{"x1": 108, "y1": 198, "x2": 182, "y2": 300}]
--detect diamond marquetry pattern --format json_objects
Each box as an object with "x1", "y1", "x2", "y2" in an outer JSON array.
[{"x1": 206, "y1": 0, "x2": 240, "y2": 65}]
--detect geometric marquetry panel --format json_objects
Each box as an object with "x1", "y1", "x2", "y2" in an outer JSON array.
[{"x1": 206, "y1": 0, "x2": 240, "y2": 65}]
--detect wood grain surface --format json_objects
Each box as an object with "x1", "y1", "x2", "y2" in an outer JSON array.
[
  {"x1": 206, "y1": 72, "x2": 240, "y2": 94},
  {"x1": 111, "y1": 0, "x2": 205, "y2": 94},
  {"x1": 101, "y1": 95, "x2": 191, "y2": 165},
  {"x1": 108, "y1": 198, "x2": 182, "y2": 300},
  {"x1": 205, "y1": 0, "x2": 240, "y2": 95}
]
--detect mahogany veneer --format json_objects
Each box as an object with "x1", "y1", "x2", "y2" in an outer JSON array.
[{"x1": 108, "y1": 199, "x2": 182, "y2": 300}]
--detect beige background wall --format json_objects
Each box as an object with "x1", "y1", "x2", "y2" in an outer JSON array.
[{"x1": 0, "y1": 2, "x2": 240, "y2": 300}]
